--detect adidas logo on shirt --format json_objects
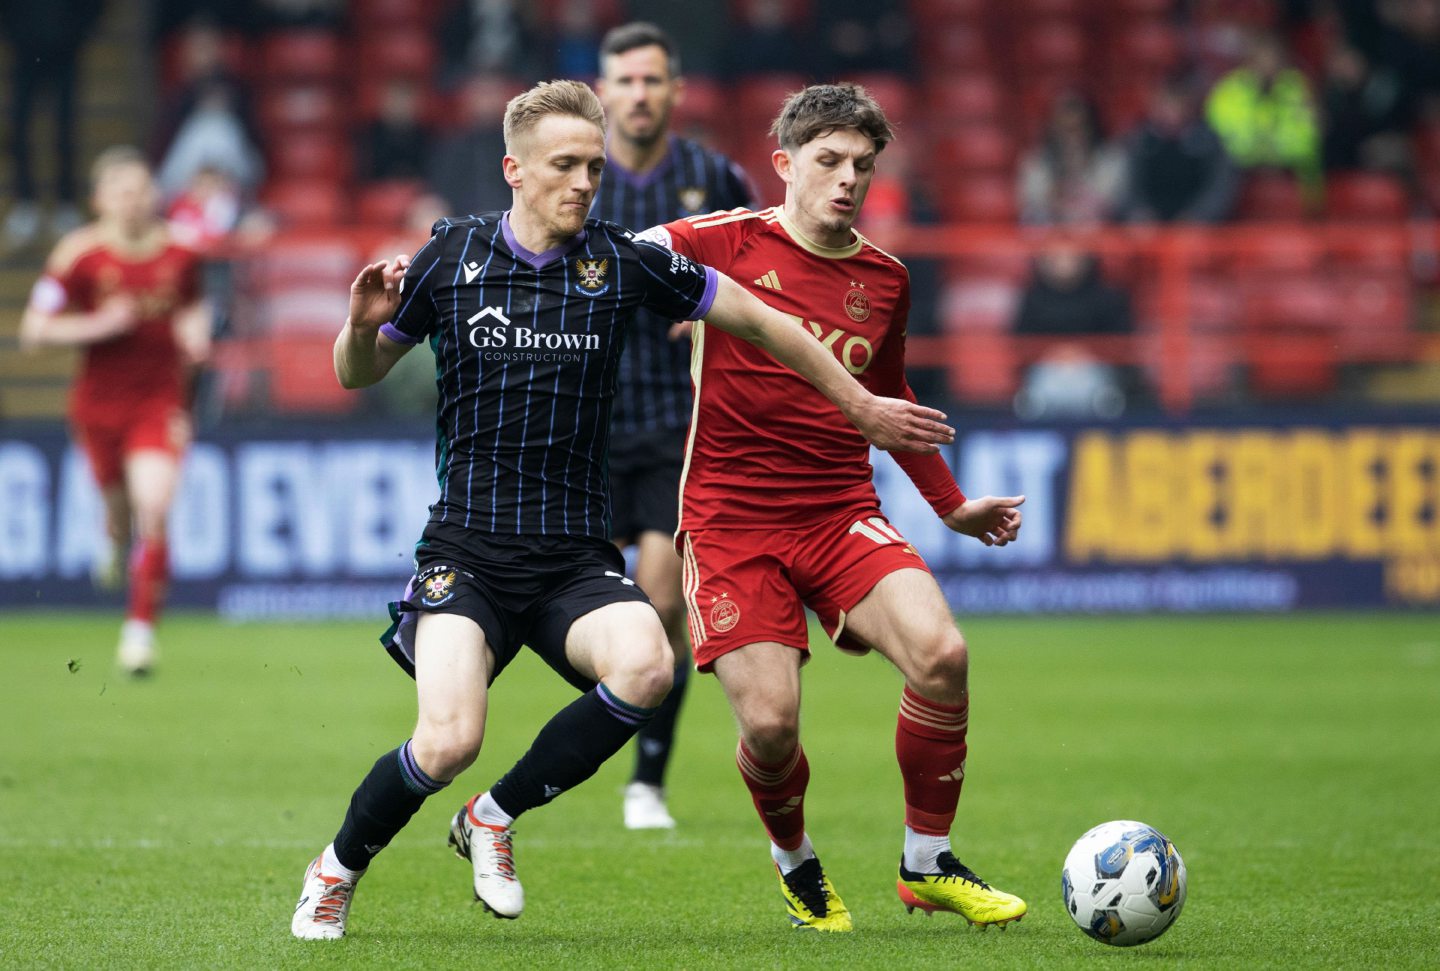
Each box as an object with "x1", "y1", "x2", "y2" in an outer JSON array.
[{"x1": 752, "y1": 270, "x2": 782, "y2": 290}]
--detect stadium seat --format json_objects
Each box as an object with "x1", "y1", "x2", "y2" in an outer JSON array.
[
  {"x1": 1331, "y1": 272, "x2": 1413, "y2": 356},
  {"x1": 1100, "y1": 81, "x2": 1154, "y2": 135},
  {"x1": 1242, "y1": 275, "x2": 1336, "y2": 331},
  {"x1": 1328, "y1": 229, "x2": 1408, "y2": 272},
  {"x1": 1108, "y1": 20, "x2": 1183, "y2": 75},
  {"x1": 935, "y1": 174, "x2": 1018, "y2": 223},
  {"x1": 350, "y1": 0, "x2": 439, "y2": 29},
  {"x1": 263, "y1": 180, "x2": 348, "y2": 228},
  {"x1": 355, "y1": 28, "x2": 437, "y2": 81},
  {"x1": 259, "y1": 30, "x2": 344, "y2": 83},
  {"x1": 267, "y1": 335, "x2": 358, "y2": 413},
  {"x1": 922, "y1": 73, "x2": 1007, "y2": 123},
  {"x1": 1233, "y1": 232, "x2": 1325, "y2": 274},
  {"x1": 1012, "y1": 20, "x2": 1087, "y2": 75},
  {"x1": 909, "y1": 0, "x2": 989, "y2": 27},
  {"x1": 258, "y1": 84, "x2": 348, "y2": 136},
  {"x1": 1245, "y1": 328, "x2": 1338, "y2": 398},
  {"x1": 357, "y1": 179, "x2": 426, "y2": 228},
  {"x1": 268, "y1": 131, "x2": 353, "y2": 182},
  {"x1": 673, "y1": 76, "x2": 724, "y2": 133},
  {"x1": 941, "y1": 275, "x2": 1022, "y2": 330},
  {"x1": 1325, "y1": 172, "x2": 1412, "y2": 221},
  {"x1": 925, "y1": 124, "x2": 1016, "y2": 174},
  {"x1": 916, "y1": 21, "x2": 992, "y2": 74},
  {"x1": 1236, "y1": 172, "x2": 1306, "y2": 221},
  {"x1": 244, "y1": 237, "x2": 361, "y2": 289}
]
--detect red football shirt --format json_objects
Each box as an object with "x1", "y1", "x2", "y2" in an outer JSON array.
[
  {"x1": 651, "y1": 206, "x2": 964, "y2": 532},
  {"x1": 34, "y1": 226, "x2": 202, "y2": 422}
]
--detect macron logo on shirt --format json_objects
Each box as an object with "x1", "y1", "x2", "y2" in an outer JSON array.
[{"x1": 463, "y1": 261, "x2": 482, "y2": 284}]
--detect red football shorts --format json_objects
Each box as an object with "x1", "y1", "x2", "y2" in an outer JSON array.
[
  {"x1": 73, "y1": 400, "x2": 190, "y2": 488},
  {"x1": 680, "y1": 505, "x2": 934, "y2": 671}
]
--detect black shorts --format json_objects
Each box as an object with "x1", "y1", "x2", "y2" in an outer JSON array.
[
  {"x1": 381, "y1": 520, "x2": 654, "y2": 690},
  {"x1": 609, "y1": 426, "x2": 687, "y2": 543}
]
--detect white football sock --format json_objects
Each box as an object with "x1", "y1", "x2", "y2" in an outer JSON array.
[
  {"x1": 470, "y1": 790, "x2": 515, "y2": 828},
  {"x1": 771, "y1": 833, "x2": 816, "y2": 874},
  {"x1": 321, "y1": 842, "x2": 365, "y2": 882},
  {"x1": 903, "y1": 827, "x2": 951, "y2": 873}
]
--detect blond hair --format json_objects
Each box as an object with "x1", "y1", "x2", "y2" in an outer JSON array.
[
  {"x1": 503, "y1": 80, "x2": 607, "y2": 156},
  {"x1": 90, "y1": 145, "x2": 150, "y2": 188}
]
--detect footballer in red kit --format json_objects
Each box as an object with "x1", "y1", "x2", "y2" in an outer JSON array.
[
  {"x1": 21, "y1": 146, "x2": 210, "y2": 675},
  {"x1": 642, "y1": 84, "x2": 1030, "y2": 932}
]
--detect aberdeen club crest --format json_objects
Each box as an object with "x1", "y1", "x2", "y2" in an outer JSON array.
[{"x1": 574, "y1": 258, "x2": 610, "y2": 296}]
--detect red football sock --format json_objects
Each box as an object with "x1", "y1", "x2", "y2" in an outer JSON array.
[
  {"x1": 736, "y1": 740, "x2": 809, "y2": 850},
  {"x1": 895, "y1": 685, "x2": 969, "y2": 836},
  {"x1": 126, "y1": 538, "x2": 169, "y2": 624}
]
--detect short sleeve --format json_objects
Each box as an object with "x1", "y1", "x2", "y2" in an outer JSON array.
[
  {"x1": 27, "y1": 274, "x2": 70, "y2": 314},
  {"x1": 379, "y1": 233, "x2": 445, "y2": 346},
  {"x1": 632, "y1": 237, "x2": 719, "y2": 323}
]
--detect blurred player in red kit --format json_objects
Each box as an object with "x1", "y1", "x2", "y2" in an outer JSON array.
[
  {"x1": 639, "y1": 84, "x2": 1028, "y2": 931},
  {"x1": 21, "y1": 145, "x2": 210, "y2": 675}
]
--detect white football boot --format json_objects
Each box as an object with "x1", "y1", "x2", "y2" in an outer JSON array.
[
  {"x1": 291, "y1": 851, "x2": 361, "y2": 940},
  {"x1": 449, "y1": 800, "x2": 524, "y2": 918},
  {"x1": 623, "y1": 782, "x2": 676, "y2": 830},
  {"x1": 116, "y1": 620, "x2": 156, "y2": 676}
]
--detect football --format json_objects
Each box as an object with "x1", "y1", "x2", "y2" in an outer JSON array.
[{"x1": 1061, "y1": 820, "x2": 1187, "y2": 947}]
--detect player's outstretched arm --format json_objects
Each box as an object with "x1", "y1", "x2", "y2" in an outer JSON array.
[
  {"x1": 942, "y1": 495, "x2": 1026, "y2": 547},
  {"x1": 19, "y1": 294, "x2": 138, "y2": 350},
  {"x1": 335, "y1": 256, "x2": 412, "y2": 388},
  {"x1": 704, "y1": 274, "x2": 954, "y2": 453}
]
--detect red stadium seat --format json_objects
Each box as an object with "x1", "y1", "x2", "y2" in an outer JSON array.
[
  {"x1": 268, "y1": 131, "x2": 353, "y2": 182},
  {"x1": 673, "y1": 77, "x2": 724, "y2": 133},
  {"x1": 355, "y1": 28, "x2": 437, "y2": 81},
  {"x1": 1328, "y1": 229, "x2": 1408, "y2": 272},
  {"x1": 1012, "y1": 21, "x2": 1087, "y2": 75},
  {"x1": 245, "y1": 237, "x2": 361, "y2": 289},
  {"x1": 258, "y1": 84, "x2": 348, "y2": 135},
  {"x1": 357, "y1": 179, "x2": 426, "y2": 228},
  {"x1": 935, "y1": 174, "x2": 1018, "y2": 223},
  {"x1": 1236, "y1": 173, "x2": 1306, "y2": 221},
  {"x1": 1325, "y1": 172, "x2": 1412, "y2": 221},
  {"x1": 1330, "y1": 272, "x2": 1413, "y2": 355},
  {"x1": 1109, "y1": 20, "x2": 1184, "y2": 74},
  {"x1": 1233, "y1": 233, "x2": 1325, "y2": 274},
  {"x1": 917, "y1": 21, "x2": 992, "y2": 74},
  {"x1": 267, "y1": 335, "x2": 358, "y2": 413},
  {"x1": 925, "y1": 124, "x2": 1016, "y2": 174},
  {"x1": 263, "y1": 180, "x2": 348, "y2": 228},
  {"x1": 259, "y1": 30, "x2": 344, "y2": 83},
  {"x1": 350, "y1": 0, "x2": 440, "y2": 29},
  {"x1": 922, "y1": 73, "x2": 1007, "y2": 123},
  {"x1": 735, "y1": 74, "x2": 808, "y2": 131},
  {"x1": 1100, "y1": 81, "x2": 1154, "y2": 135}
]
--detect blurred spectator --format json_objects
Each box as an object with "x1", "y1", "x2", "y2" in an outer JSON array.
[
  {"x1": 1334, "y1": 0, "x2": 1440, "y2": 102},
  {"x1": 1205, "y1": 31, "x2": 1323, "y2": 197},
  {"x1": 154, "y1": 22, "x2": 265, "y2": 201},
  {"x1": 551, "y1": 0, "x2": 604, "y2": 79},
  {"x1": 425, "y1": 73, "x2": 514, "y2": 216},
  {"x1": 1, "y1": 0, "x2": 104, "y2": 249},
  {"x1": 357, "y1": 78, "x2": 432, "y2": 182},
  {"x1": 1018, "y1": 91, "x2": 1129, "y2": 226},
  {"x1": 1121, "y1": 78, "x2": 1238, "y2": 223},
  {"x1": 1012, "y1": 238, "x2": 1134, "y2": 419},
  {"x1": 1321, "y1": 41, "x2": 1411, "y2": 172},
  {"x1": 728, "y1": 0, "x2": 813, "y2": 77},
  {"x1": 165, "y1": 164, "x2": 243, "y2": 251},
  {"x1": 439, "y1": 0, "x2": 543, "y2": 86},
  {"x1": 816, "y1": 0, "x2": 913, "y2": 78}
]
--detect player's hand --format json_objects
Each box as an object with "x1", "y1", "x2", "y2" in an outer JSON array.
[
  {"x1": 668, "y1": 320, "x2": 694, "y2": 341},
  {"x1": 93, "y1": 295, "x2": 139, "y2": 340},
  {"x1": 348, "y1": 254, "x2": 409, "y2": 333},
  {"x1": 942, "y1": 495, "x2": 1025, "y2": 546},
  {"x1": 851, "y1": 396, "x2": 955, "y2": 453}
]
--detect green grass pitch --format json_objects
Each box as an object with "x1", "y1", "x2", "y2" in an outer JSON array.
[{"x1": 1, "y1": 611, "x2": 1437, "y2": 969}]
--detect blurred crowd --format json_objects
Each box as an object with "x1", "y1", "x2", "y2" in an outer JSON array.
[{"x1": 5, "y1": 0, "x2": 1438, "y2": 416}]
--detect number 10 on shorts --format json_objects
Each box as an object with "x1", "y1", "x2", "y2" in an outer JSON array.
[{"x1": 849, "y1": 516, "x2": 906, "y2": 546}]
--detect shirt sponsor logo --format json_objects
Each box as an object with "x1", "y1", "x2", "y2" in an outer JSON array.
[{"x1": 467, "y1": 306, "x2": 601, "y2": 355}]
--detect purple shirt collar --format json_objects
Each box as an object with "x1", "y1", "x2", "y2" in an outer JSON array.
[
  {"x1": 604, "y1": 136, "x2": 679, "y2": 191},
  {"x1": 500, "y1": 210, "x2": 589, "y2": 269}
]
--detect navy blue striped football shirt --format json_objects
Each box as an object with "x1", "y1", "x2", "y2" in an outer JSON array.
[
  {"x1": 590, "y1": 136, "x2": 754, "y2": 435},
  {"x1": 380, "y1": 212, "x2": 718, "y2": 538}
]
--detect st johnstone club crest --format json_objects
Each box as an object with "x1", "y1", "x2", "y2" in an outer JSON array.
[
  {"x1": 677, "y1": 186, "x2": 707, "y2": 213},
  {"x1": 574, "y1": 257, "x2": 610, "y2": 296},
  {"x1": 422, "y1": 570, "x2": 457, "y2": 605}
]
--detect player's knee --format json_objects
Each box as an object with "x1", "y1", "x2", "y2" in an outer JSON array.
[
  {"x1": 911, "y1": 631, "x2": 969, "y2": 699},
  {"x1": 410, "y1": 725, "x2": 483, "y2": 782},
  {"x1": 603, "y1": 641, "x2": 674, "y2": 709},
  {"x1": 741, "y1": 708, "x2": 801, "y2": 762}
]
